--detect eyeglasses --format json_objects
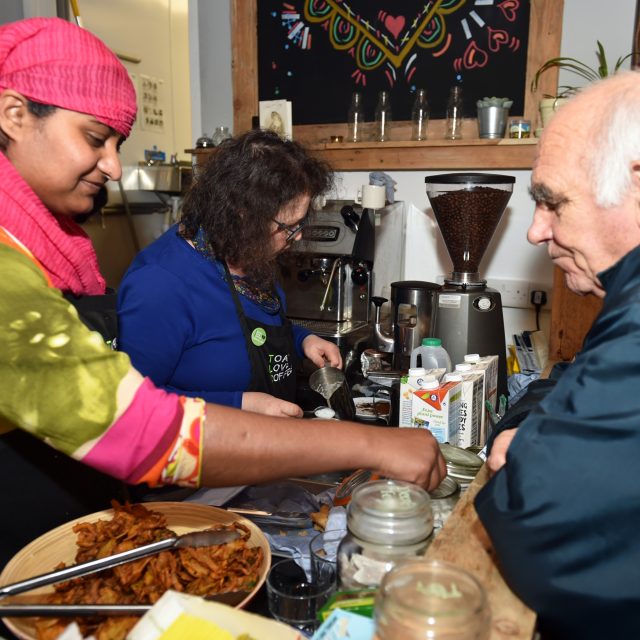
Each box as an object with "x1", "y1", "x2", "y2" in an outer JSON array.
[{"x1": 272, "y1": 215, "x2": 308, "y2": 242}]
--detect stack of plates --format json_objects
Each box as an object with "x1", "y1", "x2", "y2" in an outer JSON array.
[{"x1": 439, "y1": 443, "x2": 483, "y2": 488}]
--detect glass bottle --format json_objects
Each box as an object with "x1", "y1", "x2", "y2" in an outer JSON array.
[
  {"x1": 374, "y1": 559, "x2": 491, "y2": 640},
  {"x1": 411, "y1": 88, "x2": 429, "y2": 141},
  {"x1": 445, "y1": 85, "x2": 464, "y2": 140},
  {"x1": 374, "y1": 91, "x2": 392, "y2": 142},
  {"x1": 212, "y1": 125, "x2": 231, "y2": 146},
  {"x1": 195, "y1": 132, "x2": 214, "y2": 148},
  {"x1": 337, "y1": 479, "x2": 433, "y2": 590},
  {"x1": 347, "y1": 92, "x2": 365, "y2": 143}
]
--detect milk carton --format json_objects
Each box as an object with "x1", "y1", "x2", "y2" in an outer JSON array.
[
  {"x1": 410, "y1": 378, "x2": 461, "y2": 444},
  {"x1": 399, "y1": 367, "x2": 446, "y2": 428},
  {"x1": 461, "y1": 354, "x2": 499, "y2": 445},
  {"x1": 444, "y1": 371, "x2": 484, "y2": 448}
]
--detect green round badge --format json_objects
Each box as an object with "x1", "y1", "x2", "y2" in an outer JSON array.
[{"x1": 251, "y1": 327, "x2": 267, "y2": 346}]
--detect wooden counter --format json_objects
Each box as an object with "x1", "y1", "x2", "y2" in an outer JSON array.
[{"x1": 425, "y1": 466, "x2": 536, "y2": 639}]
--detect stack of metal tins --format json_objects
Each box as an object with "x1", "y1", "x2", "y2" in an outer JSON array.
[{"x1": 439, "y1": 443, "x2": 483, "y2": 489}]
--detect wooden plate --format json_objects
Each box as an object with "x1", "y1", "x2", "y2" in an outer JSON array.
[{"x1": 0, "y1": 502, "x2": 271, "y2": 640}]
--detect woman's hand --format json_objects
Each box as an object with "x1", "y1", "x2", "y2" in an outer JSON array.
[
  {"x1": 241, "y1": 391, "x2": 303, "y2": 418},
  {"x1": 487, "y1": 428, "x2": 518, "y2": 475},
  {"x1": 302, "y1": 334, "x2": 342, "y2": 368}
]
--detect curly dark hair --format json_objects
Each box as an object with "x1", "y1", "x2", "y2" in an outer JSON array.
[{"x1": 180, "y1": 129, "x2": 333, "y2": 287}]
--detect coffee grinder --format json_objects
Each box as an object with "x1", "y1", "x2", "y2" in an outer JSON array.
[{"x1": 425, "y1": 173, "x2": 515, "y2": 401}]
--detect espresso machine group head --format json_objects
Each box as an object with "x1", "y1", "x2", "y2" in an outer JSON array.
[
  {"x1": 425, "y1": 173, "x2": 515, "y2": 401},
  {"x1": 277, "y1": 200, "x2": 374, "y2": 354}
]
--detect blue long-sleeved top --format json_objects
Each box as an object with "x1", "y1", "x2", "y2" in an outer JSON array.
[
  {"x1": 475, "y1": 244, "x2": 640, "y2": 638},
  {"x1": 117, "y1": 225, "x2": 310, "y2": 407}
]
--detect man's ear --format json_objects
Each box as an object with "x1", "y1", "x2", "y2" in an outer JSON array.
[{"x1": 0, "y1": 90, "x2": 30, "y2": 143}]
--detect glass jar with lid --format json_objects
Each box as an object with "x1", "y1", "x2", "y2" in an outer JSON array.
[
  {"x1": 338, "y1": 479, "x2": 433, "y2": 590},
  {"x1": 374, "y1": 559, "x2": 491, "y2": 639}
]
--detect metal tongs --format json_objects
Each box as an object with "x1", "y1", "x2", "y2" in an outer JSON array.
[
  {"x1": 0, "y1": 528, "x2": 241, "y2": 616},
  {"x1": 227, "y1": 508, "x2": 312, "y2": 529}
]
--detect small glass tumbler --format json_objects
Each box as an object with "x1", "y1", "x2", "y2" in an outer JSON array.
[
  {"x1": 508, "y1": 118, "x2": 531, "y2": 139},
  {"x1": 309, "y1": 529, "x2": 343, "y2": 587},
  {"x1": 266, "y1": 558, "x2": 336, "y2": 634},
  {"x1": 374, "y1": 559, "x2": 491, "y2": 640}
]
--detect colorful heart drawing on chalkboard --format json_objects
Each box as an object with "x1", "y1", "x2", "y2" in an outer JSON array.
[
  {"x1": 497, "y1": 0, "x2": 520, "y2": 22},
  {"x1": 487, "y1": 27, "x2": 509, "y2": 52},
  {"x1": 295, "y1": 0, "x2": 523, "y2": 86},
  {"x1": 304, "y1": 0, "x2": 466, "y2": 73}
]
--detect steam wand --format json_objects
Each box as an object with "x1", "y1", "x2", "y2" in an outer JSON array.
[{"x1": 319, "y1": 258, "x2": 342, "y2": 311}]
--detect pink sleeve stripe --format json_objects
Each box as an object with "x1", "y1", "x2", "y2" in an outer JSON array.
[{"x1": 80, "y1": 378, "x2": 183, "y2": 483}]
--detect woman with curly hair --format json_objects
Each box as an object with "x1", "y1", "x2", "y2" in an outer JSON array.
[{"x1": 117, "y1": 130, "x2": 342, "y2": 417}]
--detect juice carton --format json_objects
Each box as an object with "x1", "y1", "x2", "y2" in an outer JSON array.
[
  {"x1": 461, "y1": 354, "x2": 498, "y2": 445},
  {"x1": 399, "y1": 367, "x2": 446, "y2": 428},
  {"x1": 410, "y1": 379, "x2": 461, "y2": 444},
  {"x1": 445, "y1": 371, "x2": 484, "y2": 448}
]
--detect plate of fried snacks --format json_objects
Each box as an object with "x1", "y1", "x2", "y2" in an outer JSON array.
[{"x1": 0, "y1": 501, "x2": 270, "y2": 640}]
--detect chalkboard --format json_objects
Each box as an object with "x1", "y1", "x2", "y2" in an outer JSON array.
[{"x1": 257, "y1": 0, "x2": 530, "y2": 125}]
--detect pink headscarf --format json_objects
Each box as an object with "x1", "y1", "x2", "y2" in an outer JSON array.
[{"x1": 0, "y1": 17, "x2": 136, "y2": 137}]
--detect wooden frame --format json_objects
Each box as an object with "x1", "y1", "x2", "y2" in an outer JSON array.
[
  {"x1": 231, "y1": 0, "x2": 564, "y2": 144},
  {"x1": 634, "y1": 0, "x2": 640, "y2": 68}
]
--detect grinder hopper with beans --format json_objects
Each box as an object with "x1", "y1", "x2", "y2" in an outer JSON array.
[{"x1": 425, "y1": 173, "x2": 515, "y2": 402}]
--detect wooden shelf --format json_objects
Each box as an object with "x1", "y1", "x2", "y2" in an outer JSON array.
[{"x1": 187, "y1": 138, "x2": 537, "y2": 171}]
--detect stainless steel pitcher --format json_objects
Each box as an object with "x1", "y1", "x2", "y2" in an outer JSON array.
[{"x1": 309, "y1": 366, "x2": 356, "y2": 421}]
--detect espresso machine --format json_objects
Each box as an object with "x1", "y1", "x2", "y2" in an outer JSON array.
[
  {"x1": 277, "y1": 200, "x2": 374, "y2": 356},
  {"x1": 425, "y1": 173, "x2": 515, "y2": 401}
]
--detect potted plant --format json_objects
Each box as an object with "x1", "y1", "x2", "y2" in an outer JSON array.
[{"x1": 531, "y1": 41, "x2": 634, "y2": 127}]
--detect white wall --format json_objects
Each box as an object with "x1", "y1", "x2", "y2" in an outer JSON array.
[
  {"x1": 78, "y1": 0, "x2": 192, "y2": 166},
  {"x1": 191, "y1": 0, "x2": 637, "y2": 344}
]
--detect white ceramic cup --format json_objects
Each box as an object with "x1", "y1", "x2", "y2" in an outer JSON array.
[{"x1": 355, "y1": 184, "x2": 386, "y2": 209}]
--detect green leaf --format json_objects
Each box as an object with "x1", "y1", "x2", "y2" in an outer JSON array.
[{"x1": 531, "y1": 41, "x2": 632, "y2": 96}]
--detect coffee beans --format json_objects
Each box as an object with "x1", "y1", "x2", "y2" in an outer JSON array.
[{"x1": 430, "y1": 186, "x2": 511, "y2": 274}]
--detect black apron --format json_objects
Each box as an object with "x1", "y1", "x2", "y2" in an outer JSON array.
[
  {"x1": 223, "y1": 263, "x2": 298, "y2": 402},
  {"x1": 0, "y1": 291, "x2": 127, "y2": 570}
]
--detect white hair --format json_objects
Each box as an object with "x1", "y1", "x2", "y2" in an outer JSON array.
[{"x1": 590, "y1": 71, "x2": 640, "y2": 208}]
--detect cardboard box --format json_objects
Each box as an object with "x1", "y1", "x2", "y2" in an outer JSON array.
[
  {"x1": 411, "y1": 380, "x2": 461, "y2": 444},
  {"x1": 452, "y1": 371, "x2": 484, "y2": 448},
  {"x1": 466, "y1": 355, "x2": 498, "y2": 445},
  {"x1": 399, "y1": 368, "x2": 446, "y2": 427}
]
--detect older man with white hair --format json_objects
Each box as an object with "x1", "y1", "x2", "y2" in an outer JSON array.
[{"x1": 476, "y1": 71, "x2": 640, "y2": 638}]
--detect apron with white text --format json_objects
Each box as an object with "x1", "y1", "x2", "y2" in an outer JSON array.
[{"x1": 223, "y1": 263, "x2": 298, "y2": 402}]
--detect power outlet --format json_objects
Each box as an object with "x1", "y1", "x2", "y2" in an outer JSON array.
[{"x1": 488, "y1": 278, "x2": 530, "y2": 308}]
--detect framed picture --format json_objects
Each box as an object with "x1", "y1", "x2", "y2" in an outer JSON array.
[{"x1": 259, "y1": 99, "x2": 293, "y2": 139}]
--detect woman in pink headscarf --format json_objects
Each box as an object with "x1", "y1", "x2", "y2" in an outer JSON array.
[{"x1": 0, "y1": 17, "x2": 445, "y2": 568}]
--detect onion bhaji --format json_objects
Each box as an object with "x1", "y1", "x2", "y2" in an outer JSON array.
[{"x1": 33, "y1": 501, "x2": 264, "y2": 640}]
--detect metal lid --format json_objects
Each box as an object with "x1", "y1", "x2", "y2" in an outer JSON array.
[
  {"x1": 347, "y1": 479, "x2": 433, "y2": 545},
  {"x1": 428, "y1": 476, "x2": 460, "y2": 499},
  {"x1": 424, "y1": 173, "x2": 515, "y2": 184},
  {"x1": 439, "y1": 443, "x2": 483, "y2": 472},
  {"x1": 390, "y1": 280, "x2": 441, "y2": 291}
]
